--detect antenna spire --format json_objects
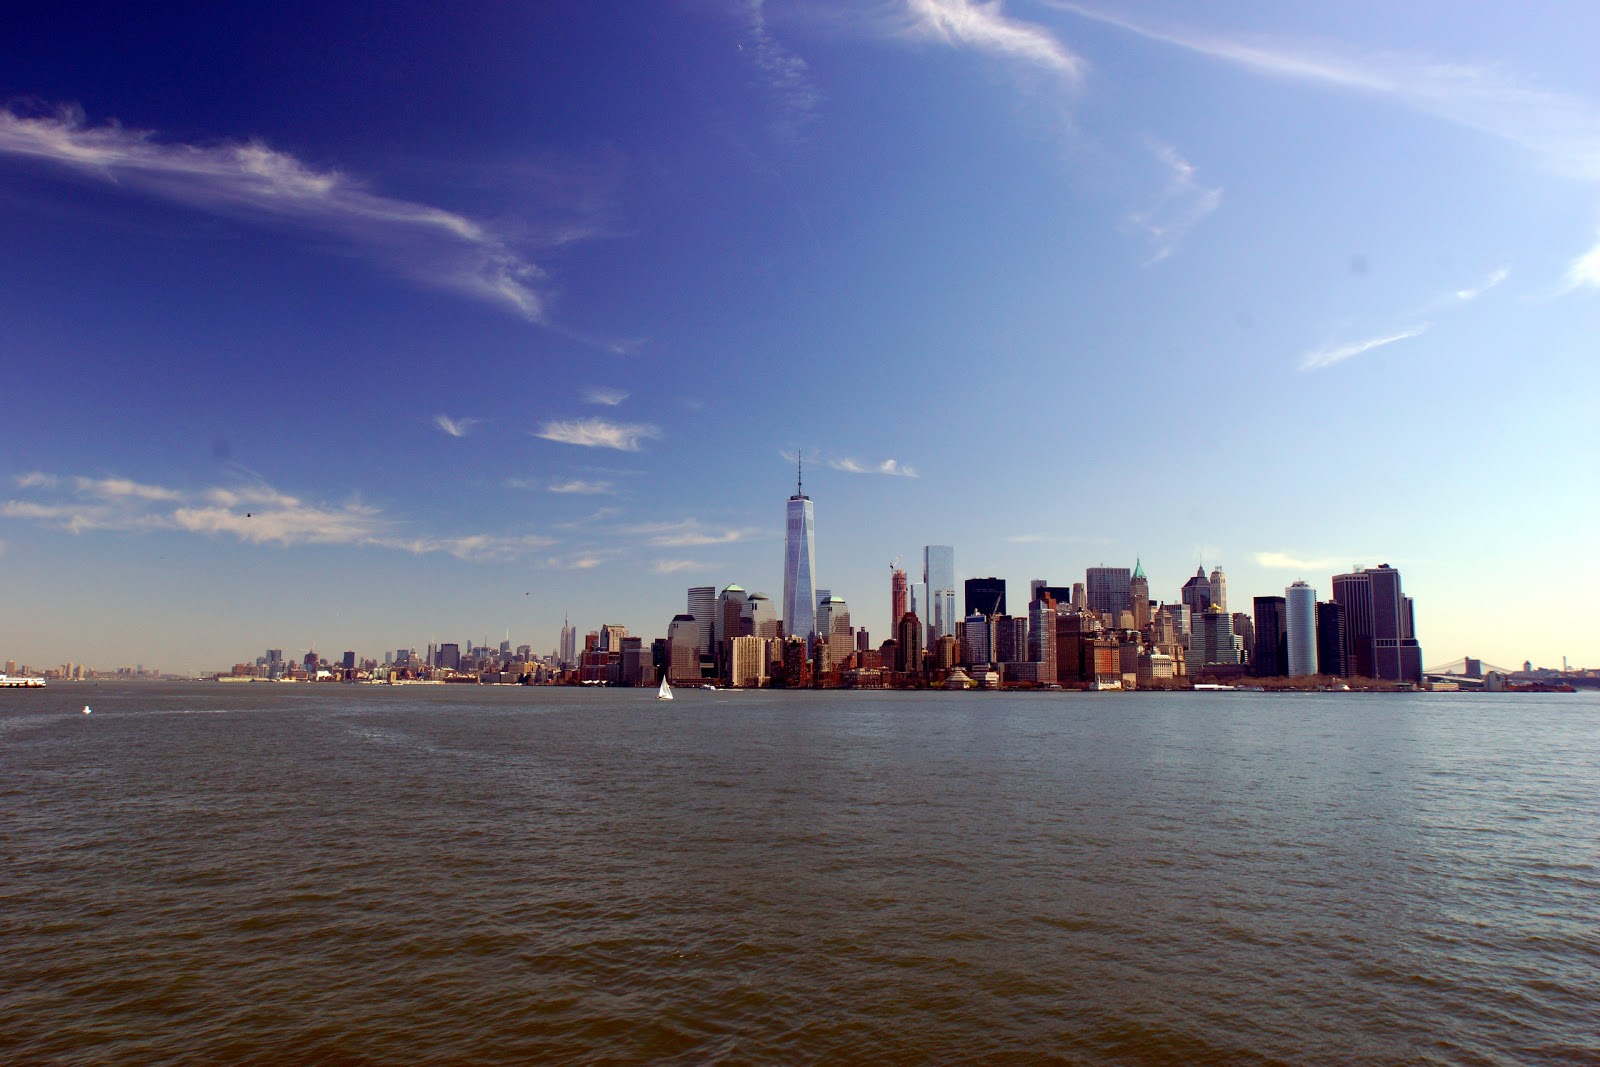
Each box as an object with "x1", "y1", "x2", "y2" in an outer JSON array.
[{"x1": 797, "y1": 449, "x2": 803, "y2": 495}]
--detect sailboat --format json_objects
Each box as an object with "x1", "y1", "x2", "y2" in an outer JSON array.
[{"x1": 657, "y1": 676, "x2": 673, "y2": 701}]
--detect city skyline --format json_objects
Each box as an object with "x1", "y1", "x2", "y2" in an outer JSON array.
[{"x1": 2, "y1": 3, "x2": 1597, "y2": 671}]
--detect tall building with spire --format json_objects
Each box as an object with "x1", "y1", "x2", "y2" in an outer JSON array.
[
  {"x1": 890, "y1": 568, "x2": 908, "y2": 637},
  {"x1": 558, "y1": 615, "x2": 577, "y2": 668},
  {"x1": 783, "y1": 454, "x2": 817, "y2": 641},
  {"x1": 1129, "y1": 560, "x2": 1150, "y2": 630}
]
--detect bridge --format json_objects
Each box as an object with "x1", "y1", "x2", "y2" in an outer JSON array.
[{"x1": 1424, "y1": 656, "x2": 1515, "y2": 689}]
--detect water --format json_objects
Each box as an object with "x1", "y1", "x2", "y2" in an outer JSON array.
[{"x1": 3, "y1": 685, "x2": 1597, "y2": 1065}]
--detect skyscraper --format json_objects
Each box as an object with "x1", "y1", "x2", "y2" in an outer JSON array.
[
  {"x1": 1181, "y1": 567, "x2": 1212, "y2": 616},
  {"x1": 667, "y1": 615, "x2": 700, "y2": 683},
  {"x1": 924, "y1": 545, "x2": 956, "y2": 641},
  {"x1": 1209, "y1": 566, "x2": 1228, "y2": 614},
  {"x1": 1286, "y1": 581, "x2": 1318, "y2": 677},
  {"x1": 1129, "y1": 560, "x2": 1150, "y2": 630},
  {"x1": 1251, "y1": 596, "x2": 1288, "y2": 677},
  {"x1": 1316, "y1": 601, "x2": 1349, "y2": 678},
  {"x1": 1332, "y1": 564, "x2": 1421, "y2": 683},
  {"x1": 890, "y1": 568, "x2": 908, "y2": 637},
  {"x1": 1085, "y1": 566, "x2": 1132, "y2": 622},
  {"x1": 687, "y1": 586, "x2": 716, "y2": 658},
  {"x1": 558, "y1": 617, "x2": 576, "y2": 668},
  {"x1": 782, "y1": 456, "x2": 816, "y2": 641},
  {"x1": 964, "y1": 576, "x2": 1006, "y2": 618}
]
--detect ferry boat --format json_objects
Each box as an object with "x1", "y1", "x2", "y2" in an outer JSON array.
[{"x1": 0, "y1": 674, "x2": 47, "y2": 688}]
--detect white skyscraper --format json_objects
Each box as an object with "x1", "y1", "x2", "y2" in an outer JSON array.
[
  {"x1": 1286, "y1": 580, "x2": 1319, "y2": 677},
  {"x1": 1209, "y1": 566, "x2": 1228, "y2": 614},
  {"x1": 783, "y1": 455, "x2": 817, "y2": 640}
]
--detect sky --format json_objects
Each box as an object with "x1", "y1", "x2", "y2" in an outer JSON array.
[{"x1": 2, "y1": 1, "x2": 1597, "y2": 673}]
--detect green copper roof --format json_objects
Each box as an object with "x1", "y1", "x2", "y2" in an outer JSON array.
[{"x1": 1132, "y1": 558, "x2": 1146, "y2": 580}]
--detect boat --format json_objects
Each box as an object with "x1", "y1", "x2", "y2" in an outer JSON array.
[
  {"x1": 1193, "y1": 683, "x2": 1237, "y2": 691},
  {"x1": 0, "y1": 674, "x2": 46, "y2": 689},
  {"x1": 82, "y1": 706, "x2": 92, "y2": 714},
  {"x1": 657, "y1": 677, "x2": 673, "y2": 701},
  {"x1": 700, "y1": 684, "x2": 717, "y2": 691}
]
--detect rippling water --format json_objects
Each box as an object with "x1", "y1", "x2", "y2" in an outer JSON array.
[{"x1": 3, "y1": 684, "x2": 1597, "y2": 1065}]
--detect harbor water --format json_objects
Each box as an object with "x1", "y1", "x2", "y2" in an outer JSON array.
[{"x1": 3, "y1": 685, "x2": 1597, "y2": 1064}]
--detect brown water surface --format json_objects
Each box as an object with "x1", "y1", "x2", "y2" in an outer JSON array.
[{"x1": 3, "y1": 685, "x2": 1597, "y2": 1064}]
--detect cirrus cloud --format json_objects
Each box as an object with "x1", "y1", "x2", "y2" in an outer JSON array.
[
  {"x1": 0, "y1": 104, "x2": 547, "y2": 318},
  {"x1": 536, "y1": 418, "x2": 660, "y2": 451}
]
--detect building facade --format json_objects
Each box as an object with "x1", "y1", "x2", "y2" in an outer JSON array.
[{"x1": 1285, "y1": 581, "x2": 1318, "y2": 677}]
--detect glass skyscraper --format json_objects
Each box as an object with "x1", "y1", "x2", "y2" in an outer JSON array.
[
  {"x1": 783, "y1": 460, "x2": 816, "y2": 640},
  {"x1": 924, "y1": 545, "x2": 955, "y2": 640},
  {"x1": 1286, "y1": 581, "x2": 1318, "y2": 677}
]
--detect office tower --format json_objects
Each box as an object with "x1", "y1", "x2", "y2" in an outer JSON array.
[
  {"x1": 687, "y1": 586, "x2": 716, "y2": 657},
  {"x1": 559, "y1": 617, "x2": 577, "y2": 668},
  {"x1": 962, "y1": 612, "x2": 992, "y2": 665},
  {"x1": 890, "y1": 568, "x2": 908, "y2": 636},
  {"x1": 1185, "y1": 608, "x2": 1243, "y2": 675},
  {"x1": 1028, "y1": 595, "x2": 1055, "y2": 661},
  {"x1": 341, "y1": 651, "x2": 355, "y2": 671},
  {"x1": 911, "y1": 582, "x2": 928, "y2": 631},
  {"x1": 1181, "y1": 567, "x2": 1212, "y2": 615},
  {"x1": 1286, "y1": 581, "x2": 1318, "y2": 677},
  {"x1": 1332, "y1": 564, "x2": 1421, "y2": 682},
  {"x1": 783, "y1": 456, "x2": 817, "y2": 640},
  {"x1": 1129, "y1": 560, "x2": 1151, "y2": 630},
  {"x1": 730, "y1": 635, "x2": 767, "y2": 688},
  {"x1": 618, "y1": 637, "x2": 647, "y2": 687},
  {"x1": 895, "y1": 612, "x2": 923, "y2": 673},
  {"x1": 964, "y1": 577, "x2": 1006, "y2": 618},
  {"x1": 819, "y1": 595, "x2": 853, "y2": 662},
  {"x1": 600, "y1": 624, "x2": 627, "y2": 652},
  {"x1": 1316, "y1": 601, "x2": 1349, "y2": 678},
  {"x1": 1085, "y1": 566, "x2": 1133, "y2": 622},
  {"x1": 1232, "y1": 614, "x2": 1255, "y2": 663},
  {"x1": 1251, "y1": 596, "x2": 1288, "y2": 677},
  {"x1": 1071, "y1": 583, "x2": 1087, "y2": 612},
  {"x1": 743, "y1": 592, "x2": 780, "y2": 639},
  {"x1": 716, "y1": 584, "x2": 749, "y2": 675},
  {"x1": 667, "y1": 615, "x2": 700, "y2": 682},
  {"x1": 994, "y1": 616, "x2": 1027, "y2": 664},
  {"x1": 857, "y1": 629, "x2": 871, "y2": 652},
  {"x1": 924, "y1": 545, "x2": 956, "y2": 640},
  {"x1": 1032, "y1": 581, "x2": 1072, "y2": 606},
  {"x1": 1209, "y1": 566, "x2": 1228, "y2": 614}
]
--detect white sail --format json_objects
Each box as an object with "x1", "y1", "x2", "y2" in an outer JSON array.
[{"x1": 657, "y1": 676, "x2": 673, "y2": 700}]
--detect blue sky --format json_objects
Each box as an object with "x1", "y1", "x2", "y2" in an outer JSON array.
[{"x1": 2, "y1": 1, "x2": 1596, "y2": 672}]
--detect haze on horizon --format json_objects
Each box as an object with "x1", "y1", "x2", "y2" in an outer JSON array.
[{"x1": 1, "y1": 1, "x2": 1596, "y2": 673}]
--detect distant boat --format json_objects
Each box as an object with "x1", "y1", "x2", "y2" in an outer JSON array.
[
  {"x1": 700, "y1": 684, "x2": 717, "y2": 691},
  {"x1": 657, "y1": 677, "x2": 673, "y2": 701},
  {"x1": 0, "y1": 674, "x2": 46, "y2": 689},
  {"x1": 82, "y1": 706, "x2": 92, "y2": 714}
]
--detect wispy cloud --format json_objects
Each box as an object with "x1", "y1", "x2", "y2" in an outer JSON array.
[
  {"x1": 14, "y1": 472, "x2": 57, "y2": 489},
  {"x1": 582, "y1": 387, "x2": 629, "y2": 407},
  {"x1": 1129, "y1": 142, "x2": 1222, "y2": 264},
  {"x1": 739, "y1": 0, "x2": 822, "y2": 144},
  {"x1": 1566, "y1": 233, "x2": 1600, "y2": 290},
  {"x1": 653, "y1": 559, "x2": 711, "y2": 574},
  {"x1": 1045, "y1": 2, "x2": 1600, "y2": 179},
  {"x1": 1456, "y1": 265, "x2": 1510, "y2": 302},
  {"x1": 829, "y1": 456, "x2": 919, "y2": 478},
  {"x1": 547, "y1": 479, "x2": 614, "y2": 495},
  {"x1": 905, "y1": 0, "x2": 1084, "y2": 82},
  {"x1": 1300, "y1": 324, "x2": 1431, "y2": 371},
  {"x1": 3, "y1": 471, "x2": 555, "y2": 561},
  {"x1": 0, "y1": 105, "x2": 547, "y2": 318},
  {"x1": 433, "y1": 414, "x2": 481, "y2": 438},
  {"x1": 74, "y1": 475, "x2": 183, "y2": 501},
  {"x1": 536, "y1": 418, "x2": 660, "y2": 451},
  {"x1": 619, "y1": 518, "x2": 753, "y2": 547}
]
